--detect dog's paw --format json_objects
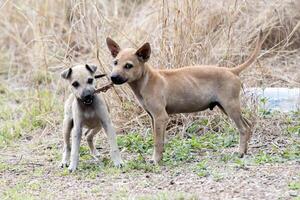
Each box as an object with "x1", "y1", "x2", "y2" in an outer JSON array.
[
  {"x1": 149, "y1": 159, "x2": 155, "y2": 165},
  {"x1": 150, "y1": 154, "x2": 162, "y2": 165},
  {"x1": 91, "y1": 150, "x2": 101, "y2": 160},
  {"x1": 149, "y1": 159, "x2": 160, "y2": 165},
  {"x1": 113, "y1": 159, "x2": 124, "y2": 168},
  {"x1": 233, "y1": 151, "x2": 245, "y2": 158},
  {"x1": 60, "y1": 162, "x2": 69, "y2": 168},
  {"x1": 68, "y1": 165, "x2": 77, "y2": 173},
  {"x1": 238, "y1": 152, "x2": 245, "y2": 158},
  {"x1": 112, "y1": 156, "x2": 124, "y2": 168},
  {"x1": 110, "y1": 150, "x2": 123, "y2": 168}
]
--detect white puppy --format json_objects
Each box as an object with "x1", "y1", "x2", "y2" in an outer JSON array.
[{"x1": 60, "y1": 64, "x2": 123, "y2": 172}]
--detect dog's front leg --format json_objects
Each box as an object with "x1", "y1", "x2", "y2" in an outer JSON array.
[
  {"x1": 68, "y1": 123, "x2": 82, "y2": 172},
  {"x1": 151, "y1": 111, "x2": 169, "y2": 164},
  {"x1": 60, "y1": 117, "x2": 73, "y2": 168},
  {"x1": 102, "y1": 121, "x2": 123, "y2": 167},
  {"x1": 98, "y1": 103, "x2": 123, "y2": 167}
]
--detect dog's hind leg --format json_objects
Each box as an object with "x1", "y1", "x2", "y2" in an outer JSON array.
[
  {"x1": 221, "y1": 101, "x2": 251, "y2": 157},
  {"x1": 87, "y1": 128, "x2": 100, "y2": 160},
  {"x1": 60, "y1": 117, "x2": 73, "y2": 168}
]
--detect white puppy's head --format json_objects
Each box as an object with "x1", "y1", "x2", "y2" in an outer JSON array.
[{"x1": 61, "y1": 64, "x2": 97, "y2": 105}]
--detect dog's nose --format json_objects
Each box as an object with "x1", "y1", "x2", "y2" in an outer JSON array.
[
  {"x1": 82, "y1": 94, "x2": 94, "y2": 105},
  {"x1": 110, "y1": 74, "x2": 126, "y2": 84},
  {"x1": 83, "y1": 94, "x2": 93, "y2": 101}
]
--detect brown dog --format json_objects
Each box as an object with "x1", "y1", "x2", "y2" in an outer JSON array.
[{"x1": 106, "y1": 32, "x2": 263, "y2": 164}]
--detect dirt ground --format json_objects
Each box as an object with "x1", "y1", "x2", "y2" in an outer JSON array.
[{"x1": 0, "y1": 115, "x2": 299, "y2": 200}]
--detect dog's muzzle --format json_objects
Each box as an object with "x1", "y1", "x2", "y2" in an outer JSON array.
[
  {"x1": 110, "y1": 74, "x2": 127, "y2": 85},
  {"x1": 81, "y1": 94, "x2": 94, "y2": 105}
]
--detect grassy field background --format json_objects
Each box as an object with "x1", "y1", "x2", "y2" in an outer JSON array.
[{"x1": 0, "y1": 0, "x2": 299, "y2": 199}]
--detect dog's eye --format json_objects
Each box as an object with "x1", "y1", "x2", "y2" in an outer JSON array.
[
  {"x1": 87, "y1": 78, "x2": 94, "y2": 84},
  {"x1": 113, "y1": 60, "x2": 118, "y2": 65},
  {"x1": 72, "y1": 81, "x2": 79, "y2": 88},
  {"x1": 124, "y1": 63, "x2": 133, "y2": 69}
]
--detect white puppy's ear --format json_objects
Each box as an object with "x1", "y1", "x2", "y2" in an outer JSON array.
[
  {"x1": 135, "y1": 43, "x2": 151, "y2": 62},
  {"x1": 85, "y1": 64, "x2": 97, "y2": 74},
  {"x1": 61, "y1": 68, "x2": 72, "y2": 79},
  {"x1": 106, "y1": 37, "x2": 120, "y2": 58}
]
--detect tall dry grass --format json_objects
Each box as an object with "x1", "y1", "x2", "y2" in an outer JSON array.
[{"x1": 0, "y1": 0, "x2": 299, "y2": 132}]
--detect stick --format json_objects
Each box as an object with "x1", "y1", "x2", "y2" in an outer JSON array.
[
  {"x1": 94, "y1": 74, "x2": 106, "y2": 79},
  {"x1": 94, "y1": 82, "x2": 114, "y2": 94}
]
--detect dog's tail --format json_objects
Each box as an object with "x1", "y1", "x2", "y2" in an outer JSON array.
[{"x1": 229, "y1": 30, "x2": 264, "y2": 75}]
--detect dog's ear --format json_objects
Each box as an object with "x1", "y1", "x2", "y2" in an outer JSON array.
[
  {"x1": 106, "y1": 37, "x2": 120, "y2": 58},
  {"x1": 61, "y1": 68, "x2": 72, "y2": 79},
  {"x1": 85, "y1": 64, "x2": 97, "y2": 74},
  {"x1": 135, "y1": 43, "x2": 151, "y2": 62}
]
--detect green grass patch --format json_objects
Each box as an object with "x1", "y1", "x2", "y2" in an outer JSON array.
[
  {"x1": 124, "y1": 155, "x2": 160, "y2": 173},
  {"x1": 117, "y1": 123, "x2": 239, "y2": 167},
  {"x1": 118, "y1": 132, "x2": 153, "y2": 155},
  {"x1": 254, "y1": 151, "x2": 282, "y2": 164},
  {"x1": 32, "y1": 70, "x2": 52, "y2": 85},
  {"x1": 0, "y1": 161, "x2": 9, "y2": 172},
  {"x1": 1, "y1": 183, "x2": 36, "y2": 200},
  {"x1": 0, "y1": 89, "x2": 62, "y2": 148},
  {"x1": 289, "y1": 182, "x2": 300, "y2": 190},
  {"x1": 195, "y1": 160, "x2": 210, "y2": 177},
  {"x1": 281, "y1": 143, "x2": 300, "y2": 160}
]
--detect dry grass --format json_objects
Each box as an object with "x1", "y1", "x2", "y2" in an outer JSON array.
[{"x1": 1, "y1": 0, "x2": 299, "y2": 116}]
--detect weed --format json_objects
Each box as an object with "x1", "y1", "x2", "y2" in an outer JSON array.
[
  {"x1": 219, "y1": 153, "x2": 235, "y2": 163},
  {"x1": 57, "y1": 168, "x2": 69, "y2": 177},
  {"x1": 195, "y1": 160, "x2": 210, "y2": 177},
  {"x1": 163, "y1": 136, "x2": 194, "y2": 165},
  {"x1": 0, "y1": 122, "x2": 22, "y2": 147},
  {"x1": 258, "y1": 97, "x2": 272, "y2": 116},
  {"x1": 111, "y1": 189, "x2": 129, "y2": 200},
  {"x1": 212, "y1": 171, "x2": 224, "y2": 182},
  {"x1": 118, "y1": 124, "x2": 240, "y2": 167},
  {"x1": 32, "y1": 168, "x2": 45, "y2": 177},
  {"x1": 233, "y1": 157, "x2": 248, "y2": 169},
  {"x1": 32, "y1": 71, "x2": 52, "y2": 85},
  {"x1": 289, "y1": 182, "x2": 300, "y2": 190},
  {"x1": 282, "y1": 143, "x2": 300, "y2": 160},
  {"x1": 254, "y1": 151, "x2": 281, "y2": 164},
  {"x1": 287, "y1": 125, "x2": 300, "y2": 135},
  {"x1": 0, "y1": 89, "x2": 62, "y2": 148},
  {"x1": 1, "y1": 183, "x2": 35, "y2": 200},
  {"x1": 0, "y1": 161, "x2": 8, "y2": 172},
  {"x1": 124, "y1": 155, "x2": 160, "y2": 173},
  {"x1": 118, "y1": 132, "x2": 153, "y2": 155},
  {"x1": 118, "y1": 132, "x2": 161, "y2": 172}
]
